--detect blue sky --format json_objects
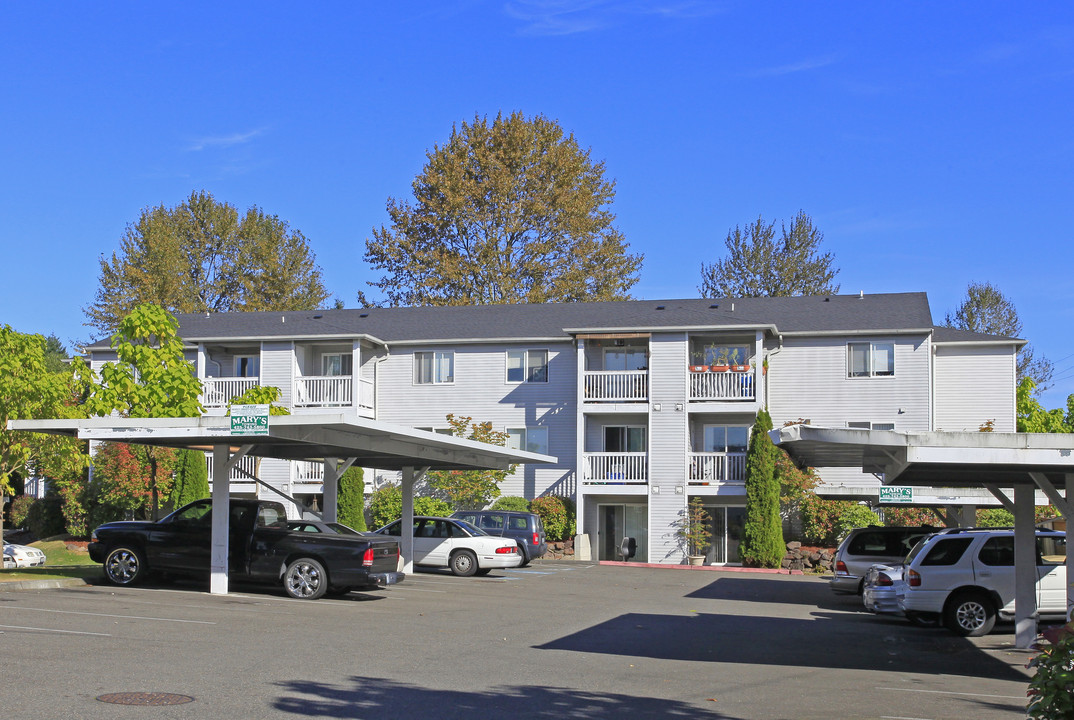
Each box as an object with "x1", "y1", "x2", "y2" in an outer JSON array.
[{"x1": 2, "y1": 2, "x2": 1072, "y2": 408}]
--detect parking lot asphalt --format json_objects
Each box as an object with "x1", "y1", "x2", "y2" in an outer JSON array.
[{"x1": 0, "y1": 561, "x2": 1035, "y2": 720}]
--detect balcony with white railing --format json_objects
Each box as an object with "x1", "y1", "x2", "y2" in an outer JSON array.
[
  {"x1": 202, "y1": 377, "x2": 260, "y2": 408},
  {"x1": 582, "y1": 452, "x2": 648, "y2": 485},
  {"x1": 294, "y1": 375, "x2": 353, "y2": 407},
  {"x1": 583, "y1": 370, "x2": 648, "y2": 403},
  {"x1": 688, "y1": 452, "x2": 747, "y2": 486},
  {"x1": 689, "y1": 369, "x2": 755, "y2": 402},
  {"x1": 293, "y1": 461, "x2": 325, "y2": 486}
]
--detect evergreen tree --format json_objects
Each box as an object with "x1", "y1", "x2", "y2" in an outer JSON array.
[
  {"x1": 169, "y1": 448, "x2": 210, "y2": 509},
  {"x1": 337, "y1": 465, "x2": 366, "y2": 531},
  {"x1": 740, "y1": 410, "x2": 784, "y2": 568}
]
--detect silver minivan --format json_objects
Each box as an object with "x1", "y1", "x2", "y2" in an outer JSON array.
[{"x1": 830, "y1": 526, "x2": 936, "y2": 595}]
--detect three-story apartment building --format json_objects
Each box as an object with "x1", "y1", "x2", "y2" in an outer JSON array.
[{"x1": 86, "y1": 292, "x2": 1020, "y2": 565}]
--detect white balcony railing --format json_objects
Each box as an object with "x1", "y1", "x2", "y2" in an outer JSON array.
[
  {"x1": 202, "y1": 377, "x2": 260, "y2": 408},
  {"x1": 689, "y1": 370, "x2": 755, "y2": 401},
  {"x1": 583, "y1": 452, "x2": 648, "y2": 484},
  {"x1": 583, "y1": 370, "x2": 648, "y2": 402},
  {"x1": 688, "y1": 452, "x2": 747, "y2": 485},
  {"x1": 294, "y1": 375, "x2": 352, "y2": 407},
  {"x1": 205, "y1": 453, "x2": 259, "y2": 483},
  {"x1": 358, "y1": 377, "x2": 374, "y2": 412},
  {"x1": 294, "y1": 461, "x2": 325, "y2": 485}
]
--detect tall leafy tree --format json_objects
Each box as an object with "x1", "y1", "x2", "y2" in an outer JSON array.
[
  {"x1": 945, "y1": 281, "x2": 1053, "y2": 392},
  {"x1": 424, "y1": 414, "x2": 517, "y2": 510},
  {"x1": 360, "y1": 111, "x2": 642, "y2": 307},
  {"x1": 74, "y1": 304, "x2": 204, "y2": 519},
  {"x1": 699, "y1": 211, "x2": 839, "y2": 298},
  {"x1": 740, "y1": 410, "x2": 784, "y2": 568},
  {"x1": 85, "y1": 190, "x2": 330, "y2": 336},
  {"x1": 0, "y1": 326, "x2": 88, "y2": 537},
  {"x1": 1016, "y1": 378, "x2": 1073, "y2": 433}
]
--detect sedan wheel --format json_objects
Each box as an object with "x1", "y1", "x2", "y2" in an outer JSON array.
[
  {"x1": 944, "y1": 592, "x2": 996, "y2": 637},
  {"x1": 104, "y1": 546, "x2": 147, "y2": 586},
  {"x1": 450, "y1": 550, "x2": 478, "y2": 577},
  {"x1": 284, "y1": 558, "x2": 328, "y2": 600}
]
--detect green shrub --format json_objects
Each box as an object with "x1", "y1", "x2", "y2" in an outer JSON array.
[
  {"x1": 368, "y1": 485, "x2": 452, "y2": 528},
  {"x1": 369, "y1": 485, "x2": 402, "y2": 529},
  {"x1": 9, "y1": 494, "x2": 34, "y2": 529},
  {"x1": 491, "y1": 496, "x2": 530, "y2": 512},
  {"x1": 337, "y1": 466, "x2": 366, "y2": 531},
  {"x1": 532, "y1": 495, "x2": 575, "y2": 542},
  {"x1": 169, "y1": 449, "x2": 210, "y2": 509},
  {"x1": 833, "y1": 504, "x2": 881, "y2": 542},
  {"x1": 1026, "y1": 623, "x2": 1074, "y2": 718},
  {"x1": 741, "y1": 411, "x2": 784, "y2": 567},
  {"x1": 26, "y1": 495, "x2": 66, "y2": 539},
  {"x1": 977, "y1": 508, "x2": 1014, "y2": 527}
]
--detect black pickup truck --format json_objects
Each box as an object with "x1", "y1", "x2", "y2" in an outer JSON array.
[{"x1": 88, "y1": 498, "x2": 403, "y2": 599}]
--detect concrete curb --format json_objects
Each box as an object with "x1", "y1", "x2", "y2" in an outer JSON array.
[
  {"x1": 599, "y1": 560, "x2": 805, "y2": 575},
  {"x1": 0, "y1": 577, "x2": 91, "y2": 592}
]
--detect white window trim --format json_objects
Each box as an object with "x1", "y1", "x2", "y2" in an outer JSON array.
[
  {"x1": 847, "y1": 341, "x2": 895, "y2": 378},
  {"x1": 603, "y1": 425, "x2": 647, "y2": 452},
  {"x1": 506, "y1": 349, "x2": 549, "y2": 384},
  {"x1": 506, "y1": 426, "x2": 549, "y2": 455},
  {"x1": 701, "y1": 424, "x2": 750, "y2": 453},
  {"x1": 321, "y1": 352, "x2": 352, "y2": 377},
  {"x1": 413, "y1": 351, "x2": 455, "y2": 385}
]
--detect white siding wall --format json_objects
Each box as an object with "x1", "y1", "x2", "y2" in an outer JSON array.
[
  {"x1": 261, "y1": 341, "x2": 294, "y2": 406},
  {"x1": 933, "y1": 345, "x2": 1017, "y2": 432},
  {"x1": 768, "y1": 334, "x2": 931, "y2": 492},
  {"x1": 376, "y1": 342, "x2": 576, "y2": 500},
  {"x1": 648, "y1": 332, "x2": 688, "y2": 563}
]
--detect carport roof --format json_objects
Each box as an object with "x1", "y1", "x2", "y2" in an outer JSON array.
[
  {"x1": 771, "y1": 425, "x2": 1074, "y2": 487},
  {"x1": 9, "y1": 413, "x2": 554, "y2": 471}
]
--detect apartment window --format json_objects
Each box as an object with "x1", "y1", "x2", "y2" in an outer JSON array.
[
  {"x1": 847, "y1": 422, "x2": 896, "y2": 431},
  {"x1": 507, "y1": 349, "x2": 548, "y2": 383},
  {"x1": 506, "y1": 426, "x2": 549, "y2": 455},
  {"x1": 604, "y1": 348, "x2": 647, "y2": 371},
  {"x1": 321, "y1": 353, "x2": 353, "y2": 376},
  {"x1": 416, "y1": 427, "x2": 454, "y2": 436},
  {"x1": 234, "y1": 355, "x2": 260, "y2": 377},
  {"x1": 414, "y1": 351, "x2": 454, "y2": 384},
  {"x1": 604, "y1": 426, "x2": 647, "y2": 452},
  {"x1": 702, "y1": 426, "x2": 749, "y2": 453},
  {"x1": 848, "y1": 342, "x2": 894, "y2": 378}
]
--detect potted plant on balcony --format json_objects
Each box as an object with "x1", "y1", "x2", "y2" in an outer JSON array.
[
  {"x1": 709, "y1": 346, "x2": 730, "y2": 372},
  {"x1": 729, "y1": 347, "x2": 750, "y2": 373},
  {"x1": 676, "y1": 496, "x2": 711, "y2": 565},
  {"x1": 689, "y1": 349, "x2": 708, "y2": 373}
]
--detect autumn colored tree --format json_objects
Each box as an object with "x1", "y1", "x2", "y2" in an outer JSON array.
[
  {"x1": 85, "y1": 190, "x2": 329, "y2": 335},
  {"x1": 424, "y1": 414, "x2": 517, "y2": 510},
  {"x1": 360, "y1": 111, "x2": 642, "y2": 307},
  {"x1": 74, "y1": 304, "x2": 203, "y2": 519},
  {"x1": 89, "y1": 441, "x2": 176, "y2": 523},
  {"x1": 699, "y1": 211, "x2": 839, "y2": 298}
]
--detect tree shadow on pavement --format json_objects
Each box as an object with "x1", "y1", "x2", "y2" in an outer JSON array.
[{"x1": 273, "y1": 676, "x2": 735, "y2": 719}]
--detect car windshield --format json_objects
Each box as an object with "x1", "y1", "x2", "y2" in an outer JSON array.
[{"x1": 454, "y1": 519, "x2": 487, "y2": 536}]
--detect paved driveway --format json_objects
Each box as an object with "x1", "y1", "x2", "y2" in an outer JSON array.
[{"x1": 0, "y1": 562, "x2": 1034, "y2": 719}]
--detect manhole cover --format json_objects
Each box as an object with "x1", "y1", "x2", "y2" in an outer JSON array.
[{"x1": 97, "y1": 692, "x2": 194, "y2": 706}]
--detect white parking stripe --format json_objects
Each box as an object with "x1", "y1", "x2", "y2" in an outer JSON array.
[
  {"x1": 0, "y1": 623, "x2": 112, "y2": 637},
  {"x1": 875, "y1": 687, "x2": 1024, "y2": 700},
  {"x1": 2, "y1": 606, "x2": 215, "y2": 625}
]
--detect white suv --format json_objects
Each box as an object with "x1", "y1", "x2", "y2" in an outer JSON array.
[{"x1": 898, "y1": 528, "x2": 1067, "y2": 636}]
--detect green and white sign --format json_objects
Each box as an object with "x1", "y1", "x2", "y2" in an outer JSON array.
[
  {"x1": 231, "y1": 404, "x2": 270, "y2": 435},
  {"x1": 879, "y1": 486, "x2": 913, "y2": 504}
]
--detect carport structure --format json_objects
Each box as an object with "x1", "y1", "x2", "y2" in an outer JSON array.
[
  {"x1": 772, "y1": 425, "x2": 1074, "y2": 648},
  {"x1": 9, "y1": 413, "x2": 554, "y2": 595}
]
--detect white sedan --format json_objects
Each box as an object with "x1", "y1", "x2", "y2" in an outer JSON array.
[
  {"x1": 3, "y1": 543, "x2": 46, "y2": 568},
  {"x1": 375, "y1": 516, "x2": 522, "y2": 576}
]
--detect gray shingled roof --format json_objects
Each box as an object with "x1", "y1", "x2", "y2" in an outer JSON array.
[
  {"x1": 79, "y1": 292, "x2": 942, "y2": 348},
  {"x1": 931, "y1": 325, "x2": 1023, "y2": 344}
]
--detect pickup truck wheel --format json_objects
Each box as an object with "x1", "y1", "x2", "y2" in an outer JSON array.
[
  {"x1": 944, "y1": 591, "x2": 996, "y2": 636},
  {"x1": 104, "y1": 546, "x2": 146, "y2": 586},
  {"x1": 450, "y1": 550, "x2": 478, "y2": 577},
  {"x1": 284, "y1": 558, "x2": 328, "y2": 600}
]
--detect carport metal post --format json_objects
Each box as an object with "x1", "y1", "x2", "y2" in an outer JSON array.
[
  {"x1": 1014, "y1": 484, "x2": 1037, "y2": 648},
  {"x1": 210, "y1": 445, "x2": 231, "y2": 595}
]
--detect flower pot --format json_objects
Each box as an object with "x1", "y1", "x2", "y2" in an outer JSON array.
[
  {"x1": 731, "y1": 364, "x2": 750, "y2": 372},
  {"x1": 689, "y1": 365, "x2": 708, "y2": 373},
  {"x1": 709, "y1": 365, "x2": 729, "y2": 373},
  {"x1": 688, "y1": 555, "x2": 706, "y2": 566}
]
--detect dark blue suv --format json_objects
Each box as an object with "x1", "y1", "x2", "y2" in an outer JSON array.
[{"x1": 451, "y1": 511, "x2": 546, "y2": 566}]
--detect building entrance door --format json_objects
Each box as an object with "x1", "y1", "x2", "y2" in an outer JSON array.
[{"x1": 598, "y1": 504, "x2": 649, "y2": 562}]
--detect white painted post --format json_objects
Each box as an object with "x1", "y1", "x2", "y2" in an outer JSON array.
[
  {"x1": 322, "y1": 458, "x2": 339, "y2": 523},
  {"x1": 400, "y1": 466, "x2": 416, "y2": 574},
  {"x1": 1014, "y1": 484, "x2": 1037, "y2": 648},
  {"x1": 210, "y1": 444, "x2": 231, "y2": 595},
  {"x1": 574, "y1": 337, "x2": 588, "y2": 549},
  {"x1": 1068, "y1": 473, "x2": 1073, "y2": 623}
]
